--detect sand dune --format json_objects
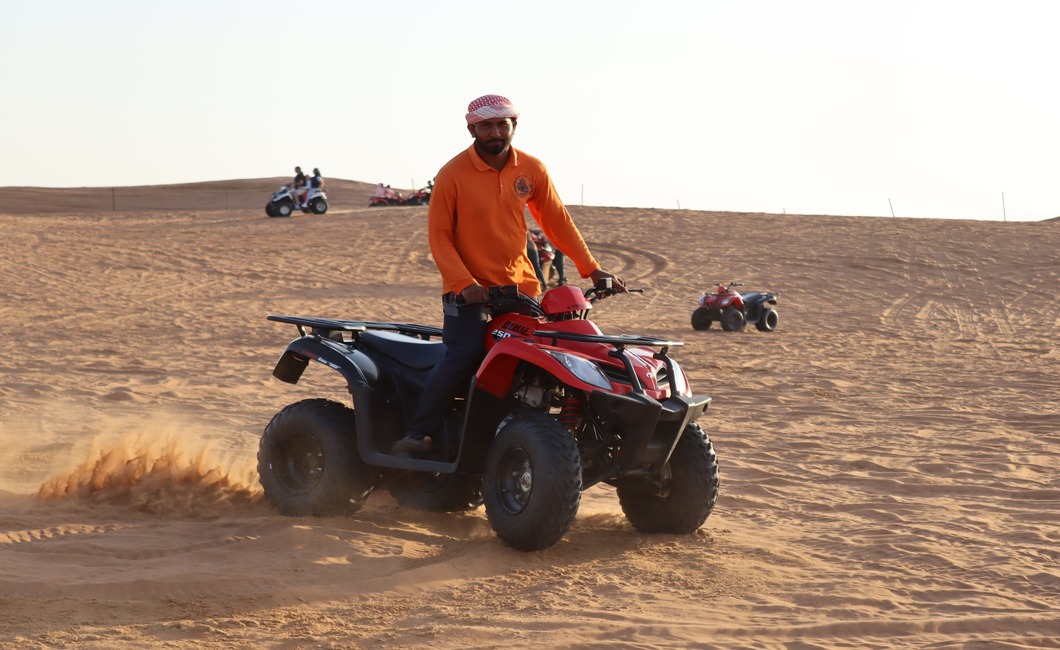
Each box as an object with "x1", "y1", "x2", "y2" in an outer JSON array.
[{"x1": 0, "y1": 181, "x2": 1056, "y2": 649}]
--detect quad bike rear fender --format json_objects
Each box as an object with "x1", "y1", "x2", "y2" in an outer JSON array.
[
  {"x1": 273, "y1": 335, "x2": 469, "y2": 473},
  {"x1": 272, "y1": 335, "x2": 378, "y2": 387},
  {"x1": 739, "y1": 292, "x2": 778, "y2": 322},
  {"x1": 272, "y1": 335, "x2": 397, "y2": 455}
]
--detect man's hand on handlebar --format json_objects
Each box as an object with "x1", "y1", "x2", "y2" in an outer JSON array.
[
  {"x1": 590, "y1": 269, "x2": 628, "y2": 293},
  {"x1": 460, "y1": 283, "x2": 490, "y2": 304}
]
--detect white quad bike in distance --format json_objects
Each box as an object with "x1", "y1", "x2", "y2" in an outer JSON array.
[{"x1": 266, "y1": 184, "x2": 328, "y2": 217}]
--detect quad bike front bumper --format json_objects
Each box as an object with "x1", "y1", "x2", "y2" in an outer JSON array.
[{"x1": 588, "y1": 390, "x2": 711, "y2": 473}]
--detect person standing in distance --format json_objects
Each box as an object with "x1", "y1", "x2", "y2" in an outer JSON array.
[{"x1": 392, "y1": 94, "x2": 625, "y2": 454}]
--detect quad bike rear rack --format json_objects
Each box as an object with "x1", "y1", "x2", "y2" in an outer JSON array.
[{"x1": 267, "y1": 314, "x2": 442, "y2": 340}]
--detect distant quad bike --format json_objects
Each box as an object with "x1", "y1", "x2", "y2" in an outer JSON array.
[
  {"x1": 259, "y1": 279, "x2": 720, "y2": 551},
  {"x1": 692, "y1": 282, "x2": 779, "y2": 332},
  {"x1": 368, "y1": 195, "x2": 403, "y2": 207},
  {"x1": 405, "y1": 185, "x2": 432, "y2": 205},
  {"x1": 266, "y1": 184, "x2": 328, "y2": 217}
]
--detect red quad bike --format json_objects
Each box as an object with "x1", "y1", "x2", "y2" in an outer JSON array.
[
  {"x1": 368, "y1": 195, "x2": 406, "y2": 207},
  {"x1": 405, "y1": 185, "x2": 432, "y2": 206},
  {"x1": 260, "y1": 279, "x2": 720, "y2": 551},
  {"x1": 691, "y1": 281, "x2": 780, "y2": 332}
]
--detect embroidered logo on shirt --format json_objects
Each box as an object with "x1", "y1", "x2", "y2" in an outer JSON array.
[{"x1": 514, "y1": 175, "x2": 533, "y2": 198}]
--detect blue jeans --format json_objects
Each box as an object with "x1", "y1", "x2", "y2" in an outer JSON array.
[
  {"x1": 404, "y1": 293, "x2": 489, "y2": 439},
  {"x1": 552, "y1": 250, "x2": 566, "y2": 283}
]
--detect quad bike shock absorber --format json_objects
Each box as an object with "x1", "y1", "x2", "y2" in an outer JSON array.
[{"x1": 559, "y1": 395, "x2": 581, "y2": 432}]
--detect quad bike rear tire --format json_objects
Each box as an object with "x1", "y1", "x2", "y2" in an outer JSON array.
[
  {"x1": 310, "y1": 199, "x2": 328, "y2": 215},
  {"x1": 482, "y1": 412, "x2": 581, "y2": 551},
  {"x1": 691, "y1": 308, "x2": 713, "y2": 331},
  {"x1": 392, "y1": 472, "x2": 483, "y2": 512},
  {"x1": 755, "y1": 307, "x2": 779, "y2": 332},
  {"x1": 720, "y1": 306, "x2": 746, "y2": 332},
  {"x1": 258, "y1": 398, "x2": 374, "y2": 516},
  {"x1": 616, "y1": 422, "x2": 720, "y2": 534}
]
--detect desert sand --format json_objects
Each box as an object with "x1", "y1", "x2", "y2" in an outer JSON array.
[{"x1": 0, "y1": 179, "x2": 1056, "y2": 649}]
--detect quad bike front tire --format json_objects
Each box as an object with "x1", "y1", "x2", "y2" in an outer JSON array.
[
  {"x1": 392, "y1": 472, "x2": 483, "y2": 512},
  {"x1": 691, "y1": 308, "x2": 713, "y2": 331},
  {"x1": 265, "y1": 203, "x2": 278, "y2": 217},
  {"x1": 755, "y1": 307, "x2": 779, "y2": 332},
  {"x1": 616, "y1": 422, "x2": 720, "y2": 534},
  {"x1": 276, "y1": 200, "x2": 294, "y2": 217},
  {"x1": 482, "y1": 412, "x2": 581, "y2": 551},
  {"x1": 720, "y1": 307, "x2": 746, "y2": 332},
  {"x1": 258, "y1": 398, "x2": 374, "y2": 516}
]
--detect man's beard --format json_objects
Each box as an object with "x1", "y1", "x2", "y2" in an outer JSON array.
[{"x1": 477, "y1": 137, "x2": 509, "y2": 156}]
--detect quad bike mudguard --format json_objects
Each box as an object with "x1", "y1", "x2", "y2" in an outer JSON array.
[
  {"x1": 268, "y1": 318, "x2": 480, "y2": 473},
  {"x1": 273, "y1": 335, "x2": 378, "y2": 387},
  {"x1": 474, "y1": 336, "x2": 617, "y2": 399},
  {"x1": 740, "y1": 291, "x2": 778, "y2": 321},
  {"x1": 273, "y1": 334, "x2": 478, "y2": 473},
  {"x1": 475, "y1": 332, "x2": 711, "y2": 475}
]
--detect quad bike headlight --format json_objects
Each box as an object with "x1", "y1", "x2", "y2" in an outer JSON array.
[{"x1": 545, "y1": 351, "x2": 612, "y2": 390}]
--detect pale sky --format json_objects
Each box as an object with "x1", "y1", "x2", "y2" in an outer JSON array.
[{"x1": 3, "y1": 0, "x2": 1058, "y2": 221}]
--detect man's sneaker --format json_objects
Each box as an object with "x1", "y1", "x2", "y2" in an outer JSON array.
[{"x1": 391, "y1": 435, "x2": 432, "y2": 454}]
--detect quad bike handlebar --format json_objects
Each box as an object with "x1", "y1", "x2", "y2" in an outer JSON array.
[
  {"x1": 456, "y1": 278, "x2": 642, "y2": 312},
  {"x1": 584, "y1": 277, "x2": 642, "y2": 304},
  {"x1": 269, "y1": 280, "x2": 646, "y2": 342}
]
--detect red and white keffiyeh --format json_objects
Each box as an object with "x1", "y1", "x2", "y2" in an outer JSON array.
[{"x1": 465, "y1": 94, "x2": 520, "y2": 124}]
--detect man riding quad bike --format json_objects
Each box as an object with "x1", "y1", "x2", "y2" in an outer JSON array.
[{"x1": 259, "y1": 279, "x2": 720, "y2": 551}]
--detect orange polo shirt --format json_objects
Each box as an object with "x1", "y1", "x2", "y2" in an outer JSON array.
[{"x1": 427, "y1": 144, "x2": 599, "y2": 297}]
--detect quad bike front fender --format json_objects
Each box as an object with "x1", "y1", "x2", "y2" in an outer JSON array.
[{"x1": 474, "y1": 337, "x2": 611, "y2": 399}]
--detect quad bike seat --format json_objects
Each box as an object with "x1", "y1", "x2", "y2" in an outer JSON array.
[{"x1": 359, "y1": 330, "x2": 446, "y2": 371}]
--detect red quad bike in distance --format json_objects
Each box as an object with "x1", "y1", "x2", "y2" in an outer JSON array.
[
  {"x1": 260, "y1": 279, "x2": 720, "y2": 551},
  {"x1": 692, "y1": 281, "x2": 780, "y2": 332},
  {"x1": 404, "y1": 185, "x2": 432, "y2": 206}
]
